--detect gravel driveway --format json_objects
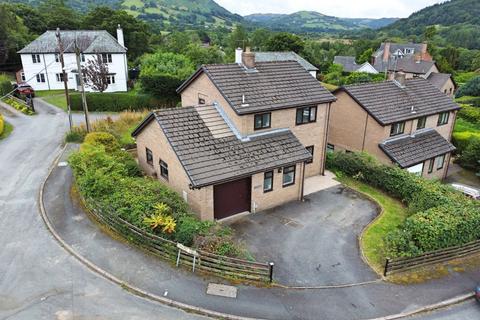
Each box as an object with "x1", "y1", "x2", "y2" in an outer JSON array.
[{"x1": 231, "y1": 185, "x2": 380, "y2": 286}]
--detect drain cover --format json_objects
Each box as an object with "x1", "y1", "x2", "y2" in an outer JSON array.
[
  {"x1": 57, "y1": 161, "x2": 68, "y2": 167},
  {"x1": 206, "y1": 283, "x2": 237, "y2": 298}
]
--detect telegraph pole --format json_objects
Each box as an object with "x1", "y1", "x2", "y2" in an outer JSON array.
[
  {"x1": 74, "y1": 38, "x2": 91, "y2": 132},
  {"x1": 55, "y1": 28, "x2": 73, "y2": 131}
]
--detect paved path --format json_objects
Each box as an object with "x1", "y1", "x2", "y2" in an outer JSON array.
[
  {"x1": 0, "y1": 101, "x2": 204, "y2": 319},
  {"x1": 42, "y1": 145, "x2": 480, "y2": 320}
]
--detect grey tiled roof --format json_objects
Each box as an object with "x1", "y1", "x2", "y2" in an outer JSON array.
[
  {"x1": 374, "y1": 42, "x2": 425, "y2": 59},
  {"x1": 178, "y1": 61, "x2": 335, "y2": 115},
  {"x1": 338, "y1": 78, "x2": 460, "y2": 125},
  {"x1": 373, "y1": 56, "x2": 435, "y2": 74},
  {"x1": 379, "y1": 129, "x2": 455, "y2": 168},
  {"x1": 134, "y1": 107, "x2": 312, "y2": 187},
  {"x1": 254, "y1": 52, "x2": 319, "y2": 71},
  {"x1": 333, "y1": 56, "x2": 359, "y2": 72},
  {"x1": 427, "y1": 72, "x2": 453, "y2": 90},
  {"x1": 18, "y1": 30, "x2": 126, "y2": 54}
]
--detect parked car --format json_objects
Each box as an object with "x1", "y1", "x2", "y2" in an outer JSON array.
[
  {"x1": 13, "y1": 82, "x2": 35, "y2": 98},
  {"x1": 451, "y1": 183, "x2": 480, "y2": 200},
  {"x1": 475, "y1": 284, "x2": 480, "y2": 302}
]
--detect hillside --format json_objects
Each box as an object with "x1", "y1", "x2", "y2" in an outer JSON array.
[
  {"x1": 245, "y1": 11, "x2": 397, "y2": 33},
  {"x1": 382, "y1": 0, "x2": 480, "y2": 49}
]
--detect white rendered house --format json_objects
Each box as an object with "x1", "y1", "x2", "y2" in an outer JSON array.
[{"x1": 18, "y1": 27, "x2": 128, "y2": 92}]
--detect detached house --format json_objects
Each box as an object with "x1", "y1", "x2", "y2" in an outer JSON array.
[
  {"x1": 132, "y1": 48, "x2": 335, "y2": 221},
  {"x1": 18, "y1": 27, "x2": 128, "y2": 92},
  {"x1": 328, "y1": 72, "x2": 460, "y2": 179}
]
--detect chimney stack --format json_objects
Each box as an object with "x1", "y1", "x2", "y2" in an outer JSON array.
[
  {"x1": 242, "y1": 47, "x2": 255, "y2": 69},
  {"x1": 117, "y1": 24, "x2": 125, "y2": 47},
  {"x1": 383, "y1": 42, "x2": 391, "y2": 62},
  {"x1": 235, "y1": 47, "x2": 243, "y2": 64},
  {"x1": 394, "y1": 71, "x2": 406, "y2": 88}
]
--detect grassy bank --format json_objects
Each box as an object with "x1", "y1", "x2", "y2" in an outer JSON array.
[
  {"x1": 0, "y1": 121, "x2": 13, "y2": 140},
  {"x1": 337, "y1": 175, "x2": 408, "y2": 273}
]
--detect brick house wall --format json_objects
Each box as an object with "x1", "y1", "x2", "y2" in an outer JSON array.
[
  {"x1": 328, "y1": 90, "x2": 456, "y2": 179},
  {"x1": 180, "y1": 73, "x2": 331, "y2": 177}
]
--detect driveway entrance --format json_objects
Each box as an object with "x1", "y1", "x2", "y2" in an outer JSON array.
[{"x1": 230, "y1": 185, "x2": 380, "y2": 286}]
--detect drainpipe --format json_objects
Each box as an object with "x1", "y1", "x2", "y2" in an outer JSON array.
[
  {"x1": 322, "y1": 103, "x2": 332, "y2": 175},
  {"x1": 361, "y1": 113, "x2": 369, "y2": 151},
  {"x1": 299, "y1": 162, "x2": 306, "y2": 201}
]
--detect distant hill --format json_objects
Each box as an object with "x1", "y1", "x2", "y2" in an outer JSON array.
[
  {"x1": 381, "y1": 0, "x2": 480, "y2": 49},
  {"x1": 244, "y1": 11, "x2": 397, "y2": 33}
]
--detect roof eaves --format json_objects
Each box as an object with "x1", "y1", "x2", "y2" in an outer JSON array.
[{"x1": 131, "y1": 112, "x2": 155, "y2": 137}]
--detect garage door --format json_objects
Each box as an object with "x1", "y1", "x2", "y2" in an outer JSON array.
[{"x1": 214, "y1": 178, "x2": 251, "y2": 220}]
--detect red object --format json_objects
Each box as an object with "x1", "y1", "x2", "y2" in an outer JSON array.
[{"x1": 15, "y1": 82, "x2": 35, "y2": 96}]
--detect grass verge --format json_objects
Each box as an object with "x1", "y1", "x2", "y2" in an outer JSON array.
[
  {"x1": 0, "y1": 121, "x2": 13, "y2": 140},
  {"x1": 336, "y1": 175, "x2": 408, "y2": 274}
]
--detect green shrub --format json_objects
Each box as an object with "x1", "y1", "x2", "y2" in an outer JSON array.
[
  {"x1": 455, "y1": 96, "x2": 480, "y2": 107},
  {"x1": 452, "y1": 131, "x2": 480, "y2": 154},
  {"x1": 70, "y1": 92, "x2": 178, "y2": 112},
  {"x1": 83, "y1": 132, "x2": 120, "y2": 153},
  {"x1": 457, "y1": 104, "x2": 480, "y2": 123},
  {"x1": 0, "y1": 114, "x2": 4, "y2": 135},
  {"x1": 327, "y1": 151, "x2": 480, "y2": 257},
  {"x1": 456, "y1": 137, "x2": 480, "y2": 171},
  {"x1": 456, "y1": 76, "x2": 480, "y2": 98},
  {"x1": 0, "y1": 74, "x2": 11, "y2": 96}
]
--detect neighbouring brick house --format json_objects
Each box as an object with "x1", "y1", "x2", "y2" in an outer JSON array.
[
  {"x1": 328, "y1": 72, "x2": 460, "y2": 179},
  {"x1": 132, "y1": 49, "x2": 335, "y2": 221}
]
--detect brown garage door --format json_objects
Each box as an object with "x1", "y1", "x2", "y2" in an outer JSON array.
[{"x1": 214, "y1": 177, "x2": 251, "y2": 220}]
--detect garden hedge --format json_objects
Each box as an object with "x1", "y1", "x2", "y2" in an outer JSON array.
[
  {"x1": 70, "y1": 92, "x2": 179, "y2": 112},
  {"x1": 327, "y1": 152, "x2": 480, "y2": 257},
  {"x1": 69, "y1": 132, "x2": 245, "y2": 257}
]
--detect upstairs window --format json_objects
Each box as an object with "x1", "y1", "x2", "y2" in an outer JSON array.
[
  {"x1": 263, "y1": 171, "x2": 273, "y2": 193},
  {"x1": 160, "y1": 160, "x2": 169, "y2": 180},
  {"x1": 296, "y1": 106, "x2": 317, "y2": 125},
  {"x1": 32, "y1": 54, "x2": 41, "y2": 63},
  {"x1": 146, "y1": 148, "x2": 153, "y2": 165},
  {"x1": 390, "y1": 121, "x2": 405, "y2": 136},
  {"x1": 404, "y1": 48, "x2": 415, "y2": 54},
  {"x1": 254, "y1": 113, "x2": 271, "y2": 130},
  {"x1": 438, "y1": 112, "x2": 449, "y2": 126},
  {"x1": 416, "y1": 116, "x2": 427, "y2": 130},
  {"x1": 305, "y1": 145, "x2": 314, "y2": 164},
  {"x1": 436, "y1": 154, "x2": 445, "y2": 170},
  {"x1": 101, "y1": 53, "x2": 112, "y2": 63},
  {"x1": 282, "y1": 165, "x2": 296, "y2": 187}
]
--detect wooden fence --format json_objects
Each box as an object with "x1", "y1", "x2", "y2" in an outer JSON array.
[
  {"x1": 85, "y1": 198, "x2": 273, "y2": 282},
  {"x1": 384, "y1": 239, "x2": 480, "y2": 276}
]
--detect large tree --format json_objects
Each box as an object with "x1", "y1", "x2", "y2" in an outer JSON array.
[
  {"x1": 82, "y1": 7, "x2": 151, "y2": 61},
  {"x1": 84, "y1": 54, "x2": 110, "y2": 92},
  {"x1": 0, "y1": 4, "x2": 31, "y2": 65},
  {"x1": 266, "y1": 33, "x2": 304, "y2": 53}
]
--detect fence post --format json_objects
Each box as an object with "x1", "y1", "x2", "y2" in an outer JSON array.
[
  {"x1": 384, "y1": 258, "x2": 390, "y2": 277},
  {"x1": 269, "y1": 262, "x2": 275, "y2": 283}
]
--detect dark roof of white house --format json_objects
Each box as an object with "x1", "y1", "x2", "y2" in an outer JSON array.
[
  {"x1": 380, "y1": 129, "x2": 455, "y2": 168},
  {"x1": 254, "y1": 52, "x2": 319, "y2": 71},
  {"x1": 177, "y1": 61, "x2": 335, "y2": 115},
  {"x1": 132, "y1": 106, "x2": 312, "y2": 187},
  {"x1": 333, "y1": 56, "x2": 359, "y2": 72},
  {"x1": 336, "y1": 78, "x2": 461, "y2": 125},
  {"x1": 18, "y1": 30, "x2": 126, "y2": 54}
]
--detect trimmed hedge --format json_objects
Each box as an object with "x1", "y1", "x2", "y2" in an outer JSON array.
[
  {"x1": 455, "y1": 96, "x2": 480, "y2": 107},
  {"x1": 327, "y1": 152, "x2": 480, "y2": 257},
  {"x1": 457, "y1": 104, "x2": 480, "y2": 123},
  {"x1": 0, "y1": 74, "x2": 11, "y2": 96},
  {"x1": 70, "y1": 92, "x2": 178, "y2": 112}
]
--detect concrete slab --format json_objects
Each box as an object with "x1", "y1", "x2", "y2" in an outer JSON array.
[
  {"x1": 206, "y1": 283, "x2": 238, "y2": 298},
  {"x1": 304, "y1": 171, "x2": 340, "y2": 196}
]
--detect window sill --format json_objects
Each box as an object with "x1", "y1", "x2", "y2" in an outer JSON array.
[
  {"x1": 295, "y1": 121, "x2": 316, "y2": 126},
  {"x1": 263, "y1": 189, "x2": 273, "y2": 193},
  {"x1": 282, "y1": 182, "x2": 295, "y2": 188}
]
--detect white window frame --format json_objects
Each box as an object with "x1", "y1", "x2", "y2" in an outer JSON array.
[
  {"x1": 32, "y1": 54, "x2": 41, "y2": 63},
  {"x1": 36, "y1": 73, "x2": 45, "y2": 83}
]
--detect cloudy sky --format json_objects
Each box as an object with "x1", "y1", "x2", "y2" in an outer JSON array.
[{"x1": 215, "y1": 0, "x2": 443, "y2": 18}]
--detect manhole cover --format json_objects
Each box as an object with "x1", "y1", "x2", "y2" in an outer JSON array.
[
  {"x1": 57, "y1": 162, "x2": 68, "y2": 167},
  {"x1": 206, "y1": 283, "x2": 237, "y2": 298}
]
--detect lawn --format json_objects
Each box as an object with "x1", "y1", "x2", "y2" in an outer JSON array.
[
  {"x1": 37, "y1": 91, "x2": 80, "y2": 111},
  {"x1": 0, "y1": 121, "x2": 13, "y2": 140},
  {"x1": 454, "y1": 117, "x2": 480, "y2": 133},
  {"x1": 337, "y1": 175, "x2": 408, "y2": 274}
]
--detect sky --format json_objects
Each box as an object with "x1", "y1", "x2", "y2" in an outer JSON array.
[{"x1": 215, "y1": 0, "x2": 444, "y2": 19}]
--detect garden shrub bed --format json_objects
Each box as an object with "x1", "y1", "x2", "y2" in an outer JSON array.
[
  {"x1": 70, "y1": 92, "x2": 178, "y2": 112},
  {"x1": 69, "y1": 132, "x2": 248, "y2": 259},
  {"x1": 2, "y1": 97, "x2": 34, "y2": 115},
  {"x1": 327, "y1": 152, "x2": 480, "y2": 258}
]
